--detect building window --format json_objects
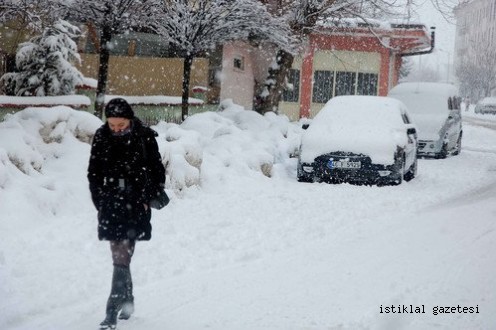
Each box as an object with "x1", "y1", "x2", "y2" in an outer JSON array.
[
  {"x1": 312, "y1": 70, "x2": 334, "y2": 103},
  {"x1": 282, "y1": 69, "x2": 300, "y2": 102},
  {"x1": 335, "y1": 71, "x2": 356, "y2": 96},
  {"x1": 233, "y1": 56, "x2": 244, "y2": 70},
  {"x1": 356, "y1": 73, "x2": 378, "y2": 95}
]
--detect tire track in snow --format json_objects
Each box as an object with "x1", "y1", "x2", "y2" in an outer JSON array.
[
  {"x1": 421, "y1": 177, "x2": 496, "y2": 212},
  {"x1": 463, "y1": 116, "x2": 496, "y2": 131}
]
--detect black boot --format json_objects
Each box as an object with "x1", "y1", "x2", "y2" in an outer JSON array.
[
  {"x1": 99, "y1": 265, "x2": 128, "y2": 329},
  {"x1": 118, "y1": 267, "x2": 134, "y2": 320}
]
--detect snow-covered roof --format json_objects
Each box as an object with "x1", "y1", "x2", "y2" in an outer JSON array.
[
  {"x1": 76, "y1": 77, "x2": 98, "y2": 90},
  {"x1": 317, "y1": 17, "x2": 429, "y2": 33},
  {"x1": 389, "y1": 82, "x2": 458, "y2": 99},
  {"x1": 0, "y1": 95, "x2": 91, "y2": 108},
  {"x1": 106, "y1": 95, "x2": 204, "y2": 106},
  {"x1": 317, "y1": 17, "x2": 392, "y2": 30},
  {"x1": 315, "y1": 17, "x2": 431, "y2": 54}
]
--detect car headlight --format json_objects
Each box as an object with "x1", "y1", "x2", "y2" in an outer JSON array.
[{"x1": 302, "y1": 166, "x2": 314, "y2": 173}]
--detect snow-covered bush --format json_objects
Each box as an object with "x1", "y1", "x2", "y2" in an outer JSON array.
[
  {"x1": 0, "y1": 20, "x2": 83, "y2": 97},
  {"x1": 154, "y1": 121, "x2": 203, "y2": 193},
  {"x1": 0, "y1": 106, "x2": 101, "y2": 177}
]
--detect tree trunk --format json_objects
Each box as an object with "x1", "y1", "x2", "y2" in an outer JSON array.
[
  {"x1": 254, "y1": 50, "x2": 294, "y2": 115},
  {"x1": 181, "y1": 54, "x2": 194, "y2": 122},
  {"x1": 94, "y1": 25, "x2": 112, "y2": 119}
]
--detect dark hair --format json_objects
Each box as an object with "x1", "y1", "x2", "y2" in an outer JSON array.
[{"x1": 105, "y1": 98, "x2": 134, "y2": 119}]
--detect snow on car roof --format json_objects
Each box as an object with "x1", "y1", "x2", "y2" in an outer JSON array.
[
  {"x1": 479, "y1": 97, "x2": 496, "y2": 105},
  {"x1": 388, "y1": 82, "x2": 457, "y2": 115},
  {"x1": 300, "y1": 95, "x2": 410, "y2": 165},
  {"x1": 388, "y1": 82, "x2": 458, "y2": 97}
]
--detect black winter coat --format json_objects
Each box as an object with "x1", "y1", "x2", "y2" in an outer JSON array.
[{"x1": 87, "y1": 119, "x2": 165, "y2": 241}]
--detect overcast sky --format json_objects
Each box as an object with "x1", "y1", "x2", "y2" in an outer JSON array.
[{"x1": 408, "y1": 0, "x2": 458, "y2": 81}]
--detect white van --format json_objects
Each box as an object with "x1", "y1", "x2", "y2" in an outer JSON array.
[{"x1": 388, "y1": 82, "x2": 462, "y2": 158}]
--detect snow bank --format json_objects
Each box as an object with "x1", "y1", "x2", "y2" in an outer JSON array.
[
  {"x1": 0, "y1": 103, "x2": 301, "y2": 194},
  {"x1": 153, "y1": 103, "x2": 302, "y2": 190}
]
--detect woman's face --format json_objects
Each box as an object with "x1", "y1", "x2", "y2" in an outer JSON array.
[{"x1": 107, "y1": 117, "x2": 131, "y2": 133}]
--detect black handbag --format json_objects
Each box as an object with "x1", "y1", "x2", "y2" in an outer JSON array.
[
  {"x1": 140, "y1": 137, "x2": 169, "y2": 210},
  {"x1": 149, "y1": 188, "x2": 170, "y2": 210}
]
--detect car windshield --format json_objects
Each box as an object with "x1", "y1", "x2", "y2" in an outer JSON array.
[{"x1": 390, "y1": 94, "x2": 449, "y2": 115}]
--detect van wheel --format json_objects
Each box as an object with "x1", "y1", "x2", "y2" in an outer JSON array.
[
  {"x1": 452, "y1": 134, "x2": 462, "y2": 156},
  {"x1": 436, "y1": 143, "x2": 448, "y2": 159},
  {"x1": 404, "y1": 156, "x2": 417, "y2": 182}
]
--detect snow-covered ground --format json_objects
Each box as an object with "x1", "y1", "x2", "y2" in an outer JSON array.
[{"x1": 1, "y1": 102, "x2": 495, "y2": 330}]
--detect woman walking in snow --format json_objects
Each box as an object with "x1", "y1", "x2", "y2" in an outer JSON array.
[{"x1": 87, "y1": 98, "x2": 166, "y2": 329}]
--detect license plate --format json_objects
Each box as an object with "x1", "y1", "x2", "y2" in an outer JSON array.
[{"x1": 328, "y1": 160, "x2": 361, "y2": 169}]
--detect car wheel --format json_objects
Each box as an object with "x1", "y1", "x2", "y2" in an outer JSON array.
[
  {"x1": 404, "y1": 156, "x2": 417, "y2": 182},
  {"x1": 388, "y1": 152, "x2": 405, "y2": 185},
  {"x1": 297, "y1": 173, "x2": 313, "y2": 183},
  {"x1": 452, "y1": 133, "x2": 462, "y2": 156}
]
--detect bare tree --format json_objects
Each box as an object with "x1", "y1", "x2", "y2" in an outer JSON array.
[
  {"x1": 0, "y1": 0, "x2": 57, "y2": 30},
  {"x1": 399, "y1": 57, "x2": 413, "y2": 81},
  {"x1": 1, "y1": 0, "x2": 61, "y2": 73},
  {"x1": 153, "y1": 0, "x2": 294, "y2": 121},
  {"x1": 58, "y1": 0, "x2": 162, "y2": 118},
  {"x1": 456, "y1": 43, "x2": 496, "y2": 100},
  {"x1": 402, "y1": 63, "x2": 441, "y2": 82}
]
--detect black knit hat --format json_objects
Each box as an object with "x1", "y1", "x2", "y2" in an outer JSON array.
[{"x1": 105, "y1": 98, "x2": 134, "y2": 119}]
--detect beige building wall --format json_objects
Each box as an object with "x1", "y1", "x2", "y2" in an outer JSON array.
[
  {"x1": 0, "y1": 22, "x2": 33, "y2": 55},
  {"x1": 313, "y1": 50, "x2": 380, "y2": 72},
  {"x1": 78, "y1": 54, "x2": 209, "y2": 96}
]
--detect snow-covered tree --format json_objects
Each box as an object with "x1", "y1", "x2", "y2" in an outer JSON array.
[
  {"x1": 58, "y1": 0, "x2": 162, "y2": 118},
  {"x1": 0, "y1": 20, "x2": 83, "y2": 96},
  {"x1": 153, "y1": 0, "x2": 294, "y2": 121},
  {"x1": 0, "y1": 0, "x2": 58, "y2": 30}
]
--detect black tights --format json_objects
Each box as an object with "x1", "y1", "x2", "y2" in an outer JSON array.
[{"x1": 110, "y1": 240, "x2": 135, "y2": 266}]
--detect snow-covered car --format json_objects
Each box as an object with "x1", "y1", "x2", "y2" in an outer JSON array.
[
  {"x1": 474, "y1": 97, "x2": 496, "y2": 114},
  {"x1": 388, "y1": 82, "x2": 462, "y2": 158},
  {"x1": 297, "y1": 96, "x2": 418, "y2": 185}
]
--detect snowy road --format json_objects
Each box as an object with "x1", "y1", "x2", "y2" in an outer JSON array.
[{"x1": 1, "y1": 111, "x2": 496, "y2": 330}]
